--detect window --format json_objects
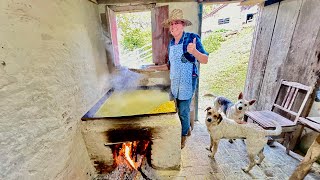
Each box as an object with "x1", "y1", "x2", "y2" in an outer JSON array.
[
  {"x1": 218, "y1": 17, "x2": 230, "y2": 25},
  {"x1": 246, "y1": 14, "x2": 254, "y2": 23}
]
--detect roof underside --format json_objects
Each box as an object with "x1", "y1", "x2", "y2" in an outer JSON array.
[{"x1": 96, "y1": 0, "x2": 243, "y2": 5}]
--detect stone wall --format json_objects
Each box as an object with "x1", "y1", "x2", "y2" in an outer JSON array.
[{"x1": 0, "y1": 0, "x2": 111, "y2": 179}]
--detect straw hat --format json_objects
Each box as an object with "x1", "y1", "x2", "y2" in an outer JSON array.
[{"x1": 162, "y1": 9, "x2": 192, "y2": 28}]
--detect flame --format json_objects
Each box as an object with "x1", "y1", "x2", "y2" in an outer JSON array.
[
  {"x1": 124, "y1": 142, "x2": 137, "y2": 169},
  {"x1": 115, "y1": 140, "x2": 150, "y2": 170}
]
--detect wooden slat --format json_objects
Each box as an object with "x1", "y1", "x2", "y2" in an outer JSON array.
[
  {"x1": 246, "y1": 110, "x2": 296, "y2": 128},
  {"x1": 295, "y1": 87, "x2": 314, "y2": 123},
  {"x1": 299, "y1": 117, "x2": 320, "y2": 132},
  {"x1": 282, "y1": 81, "x2": 312, "y2": 91},
  {"x1": 273, "y1": 104, "x2": 298, "y2": 116},
  {"x1": 284, "y1": 87, "x2": 296, "y2": 109},
  {"x1": 288, "y1": 88, "x2": 299, "y2": 110},
  {"x1": 108, "y1": 3, "x2": 156, "y2": 13},
  {"x1": 281, "y1": 86, "x2": 292, "y2": 107},
  {"x1": 306, "y1": 117, "x2": 320, "y2": 124},
  {"x1": 271, "y1": 79, "x2": 284, "y2": 112}
]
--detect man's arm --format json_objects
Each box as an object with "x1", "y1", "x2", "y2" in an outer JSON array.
[
  {"x1": 192, "y1": 49, "x2": 208, "y2": 64},
  {"x1": 147, "y1": 64, "x2": 169, "y2": 71},
  {"x1": 187, "y1": 35, "x2": 209, "y2": 64}
]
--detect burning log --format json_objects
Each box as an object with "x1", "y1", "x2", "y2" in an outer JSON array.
[{"x1": 96, "y1": 140, "x2": 153, "y2": 180}]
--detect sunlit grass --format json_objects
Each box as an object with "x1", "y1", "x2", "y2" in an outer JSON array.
[{"x1": 199, "y1": 26, "x2": 254, "y2": 102}]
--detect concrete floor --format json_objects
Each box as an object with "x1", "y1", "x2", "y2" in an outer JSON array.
[{"x1": 156, "y1": 121, "x2": 320, "y2": 180}]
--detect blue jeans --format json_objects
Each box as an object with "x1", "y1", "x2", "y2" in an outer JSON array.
[{"x1": 176, "y1": 76, "x2": 198, "y2": 136}]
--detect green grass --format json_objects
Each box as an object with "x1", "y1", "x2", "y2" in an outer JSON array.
[
  {"x1": 202, "y1": 29, "x2": 227, "y2": 54},
  {"x1": 208, "y1": 59, "x2": 249, "y2": 101}
]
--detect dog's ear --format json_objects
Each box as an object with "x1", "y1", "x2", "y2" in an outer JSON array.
[
  {"x1": 238, "y1": 92, "x2": 243, "y2": 100},
  {"x1": 205, "y1": 107, "x2": 212, "y2": 111},
  {"x1": 218, "y1": 114, "x2": 223, "y2": 124},
  {"x1": 249, "y1": 99, "x2": 256, "y2": 105}
]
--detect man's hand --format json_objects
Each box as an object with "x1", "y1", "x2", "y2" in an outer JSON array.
[{"x1": 187, "y1": 38, "x2": 197, "y2": 55}]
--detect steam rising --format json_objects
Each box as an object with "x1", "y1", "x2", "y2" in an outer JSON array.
[{"x1": 110, "y1": 67, "x2": 144, "y2": 91}]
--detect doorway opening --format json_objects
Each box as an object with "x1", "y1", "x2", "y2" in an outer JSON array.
[{"x1": 198, "y1": 2, "x2": 259, "y2": 123}]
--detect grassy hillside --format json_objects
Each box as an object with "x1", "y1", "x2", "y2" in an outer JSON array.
[{"x1": 198, "y1": 27, "x2": 254, "y2": 121}]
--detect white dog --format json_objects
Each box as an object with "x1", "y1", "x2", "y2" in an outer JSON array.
[
  {"x1": 205, "y1": 106, "x2": 282, "y2": 172},
  {"x1": 204, "y1": 92, "x2": 256, "y2": 124}
]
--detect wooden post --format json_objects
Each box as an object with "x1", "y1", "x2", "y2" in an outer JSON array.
[
  {"x1": 151, "y1": 5, "x2": 169, "y2": 65},
  {"x1": 194, "y1": 2, "x2": 203, "y2": 121},
  {"x1": 289, "y1": 135, "x2": 320, "y2": 180}
]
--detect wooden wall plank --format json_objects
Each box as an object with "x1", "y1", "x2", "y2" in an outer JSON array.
[
  {"x1": 246, "y1": 0, "x2": 320, "y2": 113},
  {"x1": 244, "y1": 3, "x2": 279, "y2": 110},
  {"x1": 256, "y1": 0, "x2": 302, "y2": 110},
  {"x1": 151, "y1": 5, "x2": 169, "y2": 65},
  {"x1": 284, "y1": 0, "x2": 320, "y2": 118},
  {"x1": 284, "y1": 0, "x2": 320, "y2": 86},
  {"x1": 100, "y1": 12, "x2": 116, "y2": 73},
  {"x1": 106, "y1": 6, "x2": 120, "y2": 66}
]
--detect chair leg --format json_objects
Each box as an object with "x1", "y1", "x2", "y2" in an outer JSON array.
[
  {"x1": 267, "y1": 137, "x2": 275, "y2": 147},
  {"x1": 284, "y1": 132, "x2": 292, "y2": 154}
]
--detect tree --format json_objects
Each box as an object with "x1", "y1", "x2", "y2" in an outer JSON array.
[{"x1": 117, "y1": 12, "x2": 152, "y2": 51}]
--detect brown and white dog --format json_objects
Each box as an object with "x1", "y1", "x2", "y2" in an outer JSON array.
[
  {"x1": 204, "y1": 92, "x2": 256, "y2": 124},
  {"x1": 205, "y1": 106, "x2": 282, "y2": 172}
]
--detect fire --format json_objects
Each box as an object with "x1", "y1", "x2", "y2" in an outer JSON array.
[
  {"x1": 124, "y1": 142, "x2": 137, "y2": 169},
  {"x1": 116, "y1": 140, "x2": 150, "y2": 170}
]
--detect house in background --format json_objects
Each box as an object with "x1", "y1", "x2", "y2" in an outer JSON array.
[{"x1": 202, "y1": 3, "x2": 258, "y2": 34}]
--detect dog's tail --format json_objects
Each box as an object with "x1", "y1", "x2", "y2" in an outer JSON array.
[
  {"x1": 203, "y1": 93, "x2": 217, "y2": 98},
  {"x1": 265, "y1": 120, "x2": 282, "y2": 136}
]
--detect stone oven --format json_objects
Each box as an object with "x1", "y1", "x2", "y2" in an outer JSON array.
[{"x1": 81, "y1": 71, "x2": 181, "y2": 177}]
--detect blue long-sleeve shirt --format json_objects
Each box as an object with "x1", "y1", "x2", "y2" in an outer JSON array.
[{"x1": 168, "y1": 31, "x2": 209, "y2": 76}]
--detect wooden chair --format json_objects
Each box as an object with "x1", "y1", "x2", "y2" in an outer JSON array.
[{"x1": 244, "y1": 80, "x2": 314, "y2": 153}]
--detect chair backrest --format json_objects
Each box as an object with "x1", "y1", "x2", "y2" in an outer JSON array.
[{"x1": 271, "y1": 80, "x2": 314, "y2": 124}]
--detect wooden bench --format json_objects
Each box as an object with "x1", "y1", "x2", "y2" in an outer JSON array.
[{"x1": 299, "y1": 117, "x2": 320, "y2": 133}]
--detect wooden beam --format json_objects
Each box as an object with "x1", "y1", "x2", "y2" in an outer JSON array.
[
  {"x1": 97, "y1": 0, "x2": 244, "y2": 4},
  {"x1": 273, "y1": 104, "x2": 298, "y2": 117},
  {"x1": 108, "y1": 3, "x2": 156, "y2": 12},
  {"x1": 88, "y1": 0, "x2": 98, "y2": 4}
]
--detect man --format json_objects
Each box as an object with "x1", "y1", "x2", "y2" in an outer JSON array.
[{"x1": 148, "y1": 9, "x2": 208, "y2": 149}]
